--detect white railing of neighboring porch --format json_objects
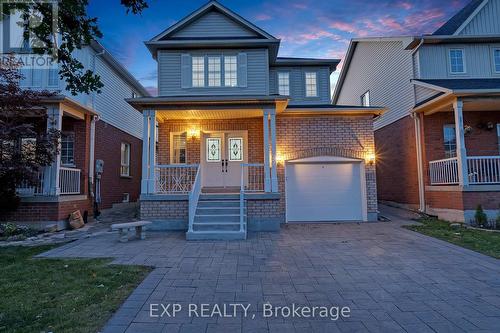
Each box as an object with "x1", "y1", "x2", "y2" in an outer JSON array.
[
  {"x1": 429, "y1": 157, "x2": 459, "y2": 185},
  {"x1": 468, "y1": 156, "x2": 500, "y2": 184},
  {"x1": 429, "y1": 156, "x2": 500, "y2": 185},
  {"x1": 59, "y1": 167, "x2": 81, "y2": 194},
  {"x1": 188, "y1": 166, "x2": 202, "y2": 233},
  {"x1": 17, "y1": 170, "x2": 45, "y2": 196},
  {"x1": 155, "y1": 164, "x2": 199, "y2": 193},
  {"x1": 240, "y1": 163, "x2": 265, "y2": 233}
]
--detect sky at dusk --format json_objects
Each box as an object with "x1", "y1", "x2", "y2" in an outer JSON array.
[{"x1": 87, "y1": 0, "x2": 470, "y2": 96}]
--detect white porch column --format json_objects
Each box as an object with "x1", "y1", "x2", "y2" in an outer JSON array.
[
  {"x1": 454, "y1": 99, "x2": 469, "y2": 186},
  {"x1": 141, "y1": 110, "x2": 150, "y2": 194},
  {"x1": 263, "y1": 109, "x2": 271, "y2": 192},
  {"x1": 45, "y1": 106, "x2": 62, "y2": 196},
  {"x1": 148, "y1": 110, "x2": 157, "y2": 193},
  {"x1": 269, "y1": 108, "x2": 278, "y2": 192}
]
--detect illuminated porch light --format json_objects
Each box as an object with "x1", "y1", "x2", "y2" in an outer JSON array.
[
  {"x1": 365, "y1": 152, "x2": 376, "y2": 166},
  {"x1": 188, "y1": 127, "x2": 200, "y2": 139},
  {"x1": 276, "y1": 152, "x2": 285, "y2": 164}
]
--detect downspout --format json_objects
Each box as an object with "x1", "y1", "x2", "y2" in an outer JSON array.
[
  {"x1": 412, "y1": 111, "x2": 425, "y2": 212},
  {"x1": 89, "y1": 48, "x2": 105, "y2": 198}
]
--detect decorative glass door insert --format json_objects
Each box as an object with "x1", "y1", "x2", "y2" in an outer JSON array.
[
  {"x1": 206, "y1": 138, "x2": 221, "y2": 162},
  {"x1": 229, "y1": 138, "x2": 243, "y2": 161}
]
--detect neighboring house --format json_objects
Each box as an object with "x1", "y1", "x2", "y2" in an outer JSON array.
[
  {"x1": 3, "y1": 40, "x2": 149, "y2": 229},
  {"x1": 334, "y1": 0, "x2": 500, "y2": 222},
  {"x1": 128, "y1": 1, "x2": 384, "y2": 240}
]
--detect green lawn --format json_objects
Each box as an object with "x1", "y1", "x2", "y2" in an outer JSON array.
[
  {"x1": 0, "y1": 245, "x2": 151, "y2": 333},
  {"x1": 405, "y1": 217, "x2": 500, "y2": 259}
]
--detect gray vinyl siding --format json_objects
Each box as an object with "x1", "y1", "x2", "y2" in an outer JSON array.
[
  {"x1": 414, "y1": 85, "x2": 441, "y2": 104},
  {"x1": 336, "y1": 41, "x2": 414, "y2": 130},
  {"x1": 459, "y1": 0, "x2": 500, "y2": 35},
  {"x1": 418, "y1": 43, "x2": 500, "y2": 79},
  {"x1": 269, "y1": 66, "x2": 331, "y2": 105},
  {"x1": 169, "y1": 11, "x2": 258, "y2": 38},
  {"x1": 158, "y1": 48, "x2": 269, "y2": 96}
]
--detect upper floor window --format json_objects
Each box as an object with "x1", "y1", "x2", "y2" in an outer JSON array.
[
  {"x1": 449, "y1": 49, "x2": 466, "y2": 74},
  {"x1": 61, "y1": 133, "x2": 75, "y2": 166},
  {"x1": 170, "y1": 132, "x2": 187, "y2": 164},
  {"x1": 224, "y1": 56, "x2": 237, "y2": 87},
  {"x1": 120, "y1": 142, "x2": 131, "y2": 177},
  {"x1": 278, "y1": 72, "x2": 290, "y2": 96},
  {"x1": 305, "y1": 72, "x2": 317, "y2": 97},
  {"x1": 443, "y1": 124, "x2": 457, "y2": 158},
  {"x1": 361, "y1": 91, "x2": 370, "y2": 107},
  {"x1": 494, "y1": 49, "x2": 500, "y2": 73},
  {"x1": 131, "y1": 91, "x2": 137, "y2": 98},
  {"x1": 192, "y1": 56, "x2": 205, "y2": 87},
  {"x1": 208, "y1": 56, "x2": 221, "y2": 87}
]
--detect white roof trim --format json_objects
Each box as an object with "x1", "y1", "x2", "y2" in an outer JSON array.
[
  {"x1": 454, "y1": 0, "x2": 489, "y2": 35},
  {"x1": 412, "y1": 80, "x2": 452, "y2": 93}
]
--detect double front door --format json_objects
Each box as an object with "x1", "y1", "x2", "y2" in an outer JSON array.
[{"x1": 201, "y1": 131, "x2": 248, "y2": 188}]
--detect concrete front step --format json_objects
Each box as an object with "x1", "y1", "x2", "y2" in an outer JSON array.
[
  {"x1": 193, "y1": 223, "x2": 244, "y2": 232},
  {"x1": 194, "y1": 214, "x2": 241, "y2": 223},
  {"x1": 186, "y1": 230, "x2": 246, "y2": 240},
  {"x1": 197, "y1": 200, "x2": 240, "y2": 208},
  {"x1": 196, "y1": 207, "x2": 242, "y2": 215},
  {"x1": 199, "y1": 194, "x2": 240, "y2": 200}
]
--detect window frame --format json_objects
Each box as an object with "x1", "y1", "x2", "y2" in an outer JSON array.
[
  {"x1": 493, "y1": 48, "x2": 500, "y2": 74},
  {"x1": 192, "y1": 56, "x2": 206, "y2": 87},
  {"x1": 361, "y1": 91, "x2": 371, "y2": 107},
  {"x1": 224, "y1": 55, "x2": 238, "y2": 87},
  {"x1": 48, "y1": 68, "x2": 59, "y2": 87},
  {"x1": 61, "y1": 132, "x2": 75, "y2": 167},
  {"x1": 169, "y1": 131, "x2": 187, "y2": 165},
  {"x1": 443, "y1": 124, "x2": 457, "y2": 158},
  {"x1": 448, "y1": 48, "x2": 466, "y2": 75},
  {"x1": 208, "y1": 56, "x2": 222, "y2": 87},
  {"x1": 497, "y1": 124, "x2": 500, "y2": 154},
  {"x1": 278, "y1": 72, "x2": 290, "y2": 96},
  {"x1": 304, "y1": 71, "x2": 318, "y2": 97},
  {"x1": 120, "y1": 142, "x2": 131, "y2": 177}
]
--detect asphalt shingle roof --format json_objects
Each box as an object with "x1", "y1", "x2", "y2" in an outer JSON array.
[
  {"x1": 433, "y1": 0, "x2": 484, "y2": 35},
  {"x1": 417, "y1": 79, "x2": 500, "y2": 91}
]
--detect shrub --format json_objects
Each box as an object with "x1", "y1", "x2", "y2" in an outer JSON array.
[
  {"x1": 0, "y1": 223, "x2": 38, "y2": 240},
  {"x1": 474, "y1": 205, "x2": 488, "y2": 228}
]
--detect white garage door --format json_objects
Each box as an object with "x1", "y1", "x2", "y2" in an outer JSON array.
[{"x1": 286, "y1": 158, "x2": 365, "y2": 222}]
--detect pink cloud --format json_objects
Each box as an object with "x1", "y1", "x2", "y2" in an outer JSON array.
[
  {"x1": 397, "y1": 2, "x2": 413, "y2": 10},
  {"x1": 329, "y1": 21, "x2": 357, "y2": 33},
  {"x1": 255, "y1": 14, "x2": 272, "y2": 21},
  {"x1": 292, "y1": 3, "x2": 307, "y2": 9}
]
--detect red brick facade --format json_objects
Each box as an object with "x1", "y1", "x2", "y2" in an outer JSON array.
[
  {"x1": 375, "y1": 115, "x2": 420, "y2": 208},
  {"x1": 94, "y1": 121, "x2": 142, "y2": 209}
]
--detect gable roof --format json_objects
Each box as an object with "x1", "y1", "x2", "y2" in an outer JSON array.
[
  {"x1": 413, "y1": 78, "x2": 500, "y2": 92},
  {"x1": 275, "y1": 57, "x2": 340, "y2": 73},
  {"x1": 151, "y1": 1, "x2": 277, "y2": 41},
  {"x1": 433, "y1": 0, "x2": 486, "y2": 35}
]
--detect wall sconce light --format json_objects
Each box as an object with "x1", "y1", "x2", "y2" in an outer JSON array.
[
  {"x1": 276, "y1": 153, "x2": 285, "y2": 164},
  {"x1": 365, "y1": 152, "x2": 376, "y2": 166},
  {"x1": 188, "y1": 127, "x2": 200, "y2": 139}
]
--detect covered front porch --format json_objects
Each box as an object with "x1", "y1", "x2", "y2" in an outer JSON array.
[
  {"x1": 129, "y1": 96, "x2": 288, "y2": 239},
  {"x1": 413, "y1": 83, "x2": 500, "y2": 221}
]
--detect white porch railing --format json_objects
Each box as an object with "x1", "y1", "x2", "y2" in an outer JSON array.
[
  {"x1": 59, "y1": 167, "x2": 81, "y2": 194},
  {"x1": 241, "y1": 163, "x2": 265, "y2": 192},
  {"x1": 429, "y1": 156, "x2": 500, "y2": 185},
  {"x1": 155, "y1": 164, "x2": 199, "y2": 193},
  {"x1": 468, "y1": 156, "x2": 500, "y2": 184},
  {"x1": 429, "y1": 157, "x2": 459, "y2": 185},
  {"x1": 17, "y1": 170, "x2": 45, "y2": 196},
  {"x1": 188, "y1": 166, "x2": 202, "y2": 233}
]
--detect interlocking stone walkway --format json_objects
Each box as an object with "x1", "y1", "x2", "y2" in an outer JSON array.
[{"x1": 38, "y1": 206, "x2": 500, "y2": 333}]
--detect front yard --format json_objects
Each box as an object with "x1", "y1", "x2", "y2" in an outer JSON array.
[
  {"x1": 405, "y1": 217, "x2": 500, "y2": 259},
  {"x1": 0, "y1": 245, "x2": 151, "y2": 333}
]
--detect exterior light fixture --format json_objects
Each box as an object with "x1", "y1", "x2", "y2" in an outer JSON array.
[
  {"x1": 365, "y1": 152, "x2": 376, "y2": 166},
  {"x1": 189, "y1": 127, "x2": 200, "y2": 139}
]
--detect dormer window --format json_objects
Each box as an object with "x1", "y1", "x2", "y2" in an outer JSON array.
[
  {"x1": 449, "y1": 49, "x2": 466, "y2": 74},
  {"x1": 192, "y1": 56, "x2": 205, "y2": 87},
  {"x1": 208, "y1": 56, "x2": 221, "y2": 87}
]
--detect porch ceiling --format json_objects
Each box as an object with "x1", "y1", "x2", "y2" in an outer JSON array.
[
  {"x1": 156, "y1": 108, "x2": 264, "y2": 121},
  {"x1": 414, "y1": 93, "x2": 500, "y2": 115}
]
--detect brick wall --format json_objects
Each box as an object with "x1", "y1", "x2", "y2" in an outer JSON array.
[
  {"x1": 94, "y1": 120, "x2": 142, "y2": 209},
  {"x1": 140, "y1": 200, "x2": 188, "y2": 220},
  {"x1": 374, "y1": 115, "x2": 420, "y2": 207}
]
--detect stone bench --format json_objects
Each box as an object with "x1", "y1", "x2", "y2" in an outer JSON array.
[{"x1": 111, "y1": 221, "x2": 152, "y2": 243}]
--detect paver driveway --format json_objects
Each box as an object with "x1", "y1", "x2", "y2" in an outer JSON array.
[{"x1": 39, "y1": 208, "x2": 500, "y2": 333}]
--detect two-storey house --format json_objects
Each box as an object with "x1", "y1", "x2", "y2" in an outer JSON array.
[
  {"x1": 128, "y1": 1, "x2": 385, "y2": 240},
  {"x1": 334, "y1": 0, "x2": 500, "y2": 222},
  {"x1": 2, "y1": 39, "x2": 149, "y2": 229}
]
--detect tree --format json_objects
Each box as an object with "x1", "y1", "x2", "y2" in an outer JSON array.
[
  {"x1": 1, "y1": 0, "x2": 149, "y2": 95},
  {"x1": 0, "y1": 55, "x2": 59, "y2": 212}
]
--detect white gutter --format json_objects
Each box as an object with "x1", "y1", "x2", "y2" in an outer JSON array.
[{"x1": 412, "y1": 112, "x2": 425, "y2": 212}]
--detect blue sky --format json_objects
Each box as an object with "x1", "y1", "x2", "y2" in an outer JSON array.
[{"x1": 87, "y1": 0, "x2": 469, "y2": 95}]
